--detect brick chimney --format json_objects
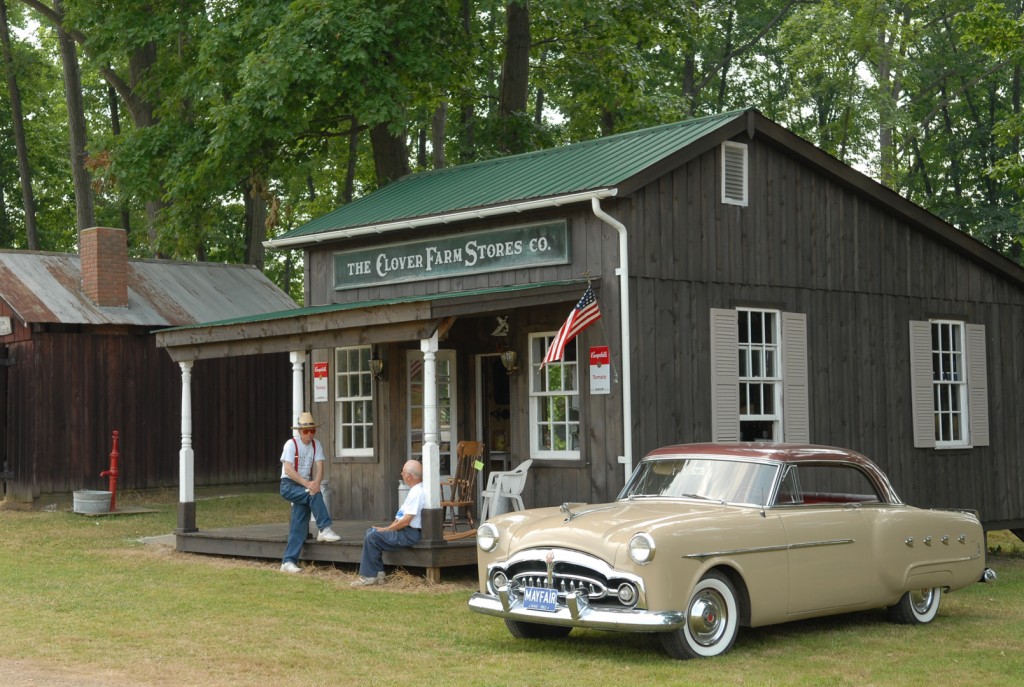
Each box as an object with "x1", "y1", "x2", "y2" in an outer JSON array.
[{"x1": 80, "y1": 227, "x2": 129, "y2": 308}]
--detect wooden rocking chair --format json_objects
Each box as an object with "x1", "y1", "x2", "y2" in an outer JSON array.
[{"x1": 441, "y1": 441, "x2": 484, "y2": 538}]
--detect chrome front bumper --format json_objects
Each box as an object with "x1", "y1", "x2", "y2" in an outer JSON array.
[{"x1": 468, "y1": 587, "x2": 686, "y2": 632}]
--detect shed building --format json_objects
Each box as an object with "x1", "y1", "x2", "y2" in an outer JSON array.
[{"x1": 0, "y1": 227, "x2": 297, "y2": 502}]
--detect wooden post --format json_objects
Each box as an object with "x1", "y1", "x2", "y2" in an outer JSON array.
[{"x1": 176, "y1": 360, "x2": 197, "y2": 533}]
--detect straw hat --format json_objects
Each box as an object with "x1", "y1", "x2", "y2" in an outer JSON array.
[{"x1": 291, "y1": 412, "x2": 319, "y2": 430}]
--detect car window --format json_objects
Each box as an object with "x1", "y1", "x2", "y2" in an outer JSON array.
[
  {"x1": 790, "y1": 464, "x2": 882, "y2": 504},
  {"x1": 774, "y1": 465, "x2": 803, "y2": 505},
  {"x1": 622, "y1": 458, "x2": 779, "y2": 506}
]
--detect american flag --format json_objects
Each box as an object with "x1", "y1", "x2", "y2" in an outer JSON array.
[{"x1": 541, "y1": 286, "x2": 602, "y2": 366}]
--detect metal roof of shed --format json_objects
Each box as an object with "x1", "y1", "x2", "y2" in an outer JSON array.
[
  {"x1": 267, "y1": 109, "x2": 749, "y2": 247},
  {"x1": 0, "y1": 251, "x2": 298, "y2": 327}
]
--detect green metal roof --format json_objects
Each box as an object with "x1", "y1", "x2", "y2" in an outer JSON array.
[
  {"x1": 271, "y1": 109, "x2": 749, "y2": 246},
  {"x1": 155, "y1": 279, "x2": 585, "y2": 333}
]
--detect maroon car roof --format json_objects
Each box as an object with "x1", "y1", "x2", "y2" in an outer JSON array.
[{"x1": 642, "y1": 443, "x2": 901, "y2": 504}]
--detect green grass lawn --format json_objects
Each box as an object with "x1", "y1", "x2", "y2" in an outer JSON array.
[{"x1": 2, "y1": 490, "x2": 1022, "y2": 686}]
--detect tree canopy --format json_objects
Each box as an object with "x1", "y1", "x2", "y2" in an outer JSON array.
[{"x1": 1, "y1": 0, "x2": 1021, "y2": 300}]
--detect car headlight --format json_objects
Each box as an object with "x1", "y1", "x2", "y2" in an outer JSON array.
[
  {"x1": 477, "y1": 523, "x2": 499, "y2": 552},
  {"x1": 628, "y1": 532, "x2": 656, "y2": 564}
]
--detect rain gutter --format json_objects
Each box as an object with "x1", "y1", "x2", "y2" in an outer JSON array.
[{"x1": 590, "y1": 197, "x2": 634, "y2": 481}]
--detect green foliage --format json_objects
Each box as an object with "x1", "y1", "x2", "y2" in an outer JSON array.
[{"x1": 2, "y1": 0, "x2": 1023, "y2": 267}]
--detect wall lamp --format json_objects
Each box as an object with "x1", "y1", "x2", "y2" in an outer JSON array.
[
  {"x1": 369, "y1": 355, "x2": 386, "y2": 381},
  {"x1": 500, "y1": 349, "x2": 519, "y2": 376}
]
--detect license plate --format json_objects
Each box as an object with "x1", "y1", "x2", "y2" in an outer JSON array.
[{"x1": 522, "y1": 586, "x2": 558, "y2": 612}]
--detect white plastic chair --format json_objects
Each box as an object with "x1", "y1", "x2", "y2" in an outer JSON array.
[{"x1": 480, "y1": 459, "x2": 533, "y2": 521}]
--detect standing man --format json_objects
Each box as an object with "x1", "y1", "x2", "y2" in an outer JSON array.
[
  {"x1": 280, "y1": 412, "x2": 340, "y2": 574},
  {"x1": 351, "y1": 460, "x2": 424, "y2": 587}
]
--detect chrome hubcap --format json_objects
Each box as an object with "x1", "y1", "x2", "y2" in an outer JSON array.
[
  {"x1": 687, "y1": 589, "x2": 728, "y2": 646},
  {"x1": 910, "y1": 588, "x2": 934, "y2": 615}
]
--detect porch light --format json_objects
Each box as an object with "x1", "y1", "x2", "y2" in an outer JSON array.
[
  {"x1": 369, "y1": 356, "x2": 386, "y2": 381},
  {"x1": 500, "y1": 349, "x2": 519, "y2": 376}
]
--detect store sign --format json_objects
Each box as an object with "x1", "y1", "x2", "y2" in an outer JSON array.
[
  {"x1": 589, "y1": 345, "x2": 611, "y2": 395},
  {"x1": 313, "y1": 362, "x2": 329, "y2": 403},
  {"x1": 333, "y1": 221, "x2": 569, "y2": 290}
]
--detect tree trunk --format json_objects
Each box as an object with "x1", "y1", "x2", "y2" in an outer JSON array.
[
  {"x1": 107, "y1": 84, "x2": 131, "y2": 234},
  {"x1": 369, "y1": 122, "x2": 410, "y2": 188},
  {"x1": 341, "y1": 120, "x2": 359, "y2": 204},
  {"x1": 0, "y1": 0, "x2": 37, "y2": 249},
  {"x1": 54, "y1": 0, "x2": 94, "y2": 238},
  {"x1": 497, "y1": 0, "x2": 530, "y2": 154},
  {"x1": 243, "y1": 174, "x2": 267, "y2": 270},
  {"x1": 431, "y1": 101, "x2": 447, "y2": 169}
]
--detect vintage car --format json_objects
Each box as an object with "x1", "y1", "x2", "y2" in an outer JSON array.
[{"x1": 468, "y1": 443, "x2": 996, "y2": 659}]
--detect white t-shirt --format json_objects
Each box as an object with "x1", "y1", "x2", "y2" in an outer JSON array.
[
  {"x1": 396, "y1": 482, "x2": 425, "y2": 529},
  {"x1": 279, "y1": 437, "x2": 324, "y2": 480}
]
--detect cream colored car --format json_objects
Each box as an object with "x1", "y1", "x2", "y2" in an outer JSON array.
[{"x1": 469, "y1": 443, "x2": 995, "y2": 659}]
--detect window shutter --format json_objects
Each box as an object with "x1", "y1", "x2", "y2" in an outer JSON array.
[
  {"x1": 710, "y1": 308, "x2": 740, "y2": 442},
  {"x1": 721, "y1": 142, "x2": 748, "y2": 206},
  {"x1": 966, "y1": 324, "x2": 989, "y2": 447},
  {"x1": 781, "y1": 312, "x2": 809, "y2": 443},
  {"x1": 908, "y1": 321, "x2": 935, "y2": 448}
]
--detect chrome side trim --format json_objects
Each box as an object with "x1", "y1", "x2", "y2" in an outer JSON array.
[{"x1": 683, "y1": 538, "x2": 854, "y2": 560}]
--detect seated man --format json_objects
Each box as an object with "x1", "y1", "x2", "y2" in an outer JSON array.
[{"x1": 351, "y1": 460, "x2": 424, "y2": 587}]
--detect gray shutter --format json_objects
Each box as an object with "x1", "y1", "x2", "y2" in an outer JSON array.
[
  {"x1": 781, "y1": 312, "x2": 809, "y2": 443},
  {"x1": 966, "y1": 324, "x2": 989, "y2": 447},
  {"x1": 710, "y1": 308, "x2": 740, "y2": 442},
  {"x1": 908, "y1": 321, "x2": 935, "y2": 448}
]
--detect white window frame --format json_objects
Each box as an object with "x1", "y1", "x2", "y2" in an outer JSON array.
[
  {"x1": 529, "y1": 333, "x2": 581, "y2": 460},
  {"x1": 406, "y1": 349, "x2": 458, "y2": 477},
  {"x1": 908, "y1": 320, "x2": 991, "y2": 450},
  {"x1": 930, "y1": 320, "x2": 969, "y2": 448},
  {"x1": 721, "y1": 141, "x2": 749, "y2": 206},
  {"x1": 710, "y1": 308, "x2": 808, "y2": 443},
  {"x1": 738, "y1": 308, "x2": 782, "y2": 441},
  {"x1": 335, "y1": 346, "x2": 373, "y2": 458}
]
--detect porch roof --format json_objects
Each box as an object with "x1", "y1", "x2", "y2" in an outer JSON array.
[{"x1": 154, "y1": 279, "x2": 587, "y2": 361}]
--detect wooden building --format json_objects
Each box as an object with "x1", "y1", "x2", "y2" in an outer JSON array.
[
  {"x1": 158, "y1": 109, "x2": 1024, "y2": 536},
  {"x1": 0, "y1": 227, "x2": 297, "y2": 502}
]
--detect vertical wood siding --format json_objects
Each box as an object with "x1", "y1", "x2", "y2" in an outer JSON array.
[{"x1": 3, "y1": 331, "x2": 290, "y2": 499}]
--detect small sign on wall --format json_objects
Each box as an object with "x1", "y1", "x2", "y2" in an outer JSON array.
[
  {"x1": 589, "y1": 346, "x2": 611, "y2": 395},
  {"x1": 313, "y1": 362, "x2": 329, "y2": 403}
]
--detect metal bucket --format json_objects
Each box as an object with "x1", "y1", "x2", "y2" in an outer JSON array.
[{"x1": 73, "y1": 490, "x2": 112, "y2": 514}]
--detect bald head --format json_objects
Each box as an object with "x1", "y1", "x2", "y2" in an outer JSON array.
[{"x1": 402, "y1": 460, "x2": 423, "y2": 483}]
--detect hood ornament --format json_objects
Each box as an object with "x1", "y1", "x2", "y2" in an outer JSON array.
[{"x1": 560, "y1": 502, "x2": 575, "y2": 522}]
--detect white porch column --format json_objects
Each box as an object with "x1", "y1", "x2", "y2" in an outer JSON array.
[
  {"x1": 290, "y1": 351, "x2": 306, "y2": 434},
  {"x1": 420, "y1": 333, "x2": 440, "y2": 509},
  {"x1": 176, "y1": 360, "x2": 197, "y2": 532}
]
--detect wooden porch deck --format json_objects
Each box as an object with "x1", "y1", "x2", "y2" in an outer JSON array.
[{"x1": 174, "y1": 519, "x2": 478, "y2": 582}]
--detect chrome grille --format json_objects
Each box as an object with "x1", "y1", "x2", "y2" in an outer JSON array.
[
  {"x1": 490, "y1": 552, "x2": 642, "y2": 610},
  {"x1": 512, "y1": 572, "x2": 609, "y2": 601}
]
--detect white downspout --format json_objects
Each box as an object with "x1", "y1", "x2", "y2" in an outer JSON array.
[{"x1": 591, "y1": 197, "x2": 634, "y2": 481}]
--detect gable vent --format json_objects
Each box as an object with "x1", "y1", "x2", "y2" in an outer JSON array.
[{"x1": 721, "y1": 141, "x2": 748, "y2": 206}]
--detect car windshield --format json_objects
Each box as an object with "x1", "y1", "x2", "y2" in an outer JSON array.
[{"x1": 620, "y1": 457, "x2": 780, "y2": 506}]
